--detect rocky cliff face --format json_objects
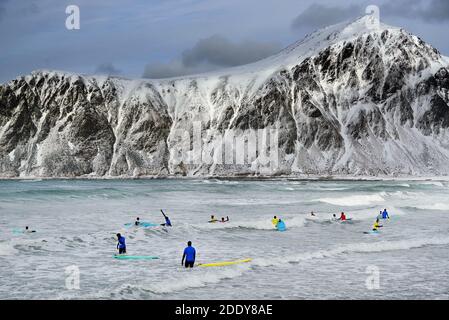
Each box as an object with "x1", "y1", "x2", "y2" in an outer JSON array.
[{"x1": 1, "y1": 16, "x2": 449, "y2": 178}]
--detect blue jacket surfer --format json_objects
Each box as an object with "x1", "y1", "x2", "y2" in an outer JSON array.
[
  {"x1": 116, "y1": 233, "x2": 126, "y2": 254},
  {"x1": 276, "y1": 219, "x2": 286, "y2": 231},
  {"x1": 161, "y1": 210, "x2": 172, "y2": 227},
  {"x1": 382, "y1": 209, "x2": 389, "y2": 219},
  {"x1": 182, "y1": 241, "x2": 196, "y2": 268}
]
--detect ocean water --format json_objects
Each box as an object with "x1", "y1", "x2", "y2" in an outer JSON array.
[{"x1": 0, "y1": 178, "x2": 448, "y2": 300}]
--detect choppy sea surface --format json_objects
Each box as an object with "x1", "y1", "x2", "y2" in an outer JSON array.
[{"x1": 0, "y1": 179, "x2": 448, "y2": 299}]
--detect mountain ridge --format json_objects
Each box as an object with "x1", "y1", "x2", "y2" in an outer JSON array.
[{"x1": 1, "y1": 15, "x2": 449, "y2": 178}]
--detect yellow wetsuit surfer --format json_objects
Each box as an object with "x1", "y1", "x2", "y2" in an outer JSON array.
[
  {"x1": 209, "y1": 215, "x2": 218, "y2": 223},
  {"x1": 271, "y1": 216, "x2": 280, "y2": 226},
  {"x1": 373, "y1": 219, "x2": 382, "y2": 231}
]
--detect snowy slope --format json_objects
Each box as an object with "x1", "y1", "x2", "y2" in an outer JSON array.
[{"x1": 0, "y1": 16, "x2": 448, "y2": 178}]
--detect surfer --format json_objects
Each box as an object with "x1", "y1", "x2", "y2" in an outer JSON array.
[
  {"x1": 382, "y1": 208, "x2": 390, "y2": 219},
  {"x1": 271, "y1": 216, "x2": 279, "y2": 226},
  {"x1": 331, "y1": 214, "x2": 338, "y2": 221},
  {"x1": 276, "y1": 219, "x2": 286, "y2": 231},
  {"x1": 25, "y1": 226, "x2": 36, "y2": 233},
  {"x1": 373, "y1": 218, "x2": 383, "y2": 231},
  {"x1": 310, "y1": 211, "x2": 316, "y2": 217},
  {"x1": 161, "y1": 210, "x2": 172, "y2": 227},
  {"x1": 339, "y1": 212, "x2": 347, "y2": 221},
  {"x1": 116, "y1": 233, "x2": 126, "y2": 254},
  {"x1": 220, "y1": 216, "x2": 230, "y2": 223},
  {"x1": 182, "y1": 241, "x2": 196, "y2": 268},
  {"x1": 209, "y1": 215, "x2": 218, "y2": 223},
  {"x1": 135, "y1": 217, "x2": 140, "y2": 226}
]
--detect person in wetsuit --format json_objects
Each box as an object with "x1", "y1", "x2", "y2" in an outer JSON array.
[
  {"x1": 161, "y1": 210, "x2": 172, "y2": 227},
  {"x1": 220, "y1": 216, "x2": 230, "y2": 223},
  {"x1": 25, "y1": 226, "x2": 36, "y2": 233},
  {"x1": 182, "y1": 241, "x2": 196, "y2": 268},
  {"x1": 135, "y1": 217, "x2": 140, "y2": 226},
  {"x1": 373, "y1": 218, "x2": 383, "y2": 231},
  {"x1": 116, "y1": 233, "x2": 126, "y2": 254},
  {"x1": 209, "y1": 215, "x2": 218, "y2": 223}
]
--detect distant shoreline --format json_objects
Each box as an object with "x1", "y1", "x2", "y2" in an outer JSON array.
[{"x1": 1, "y1": 174, "x2": 448, "y2": 182}]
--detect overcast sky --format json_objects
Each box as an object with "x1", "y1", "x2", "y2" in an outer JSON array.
[{"x1": 1, "y1": 0, "x2": 449, "y2": 83}]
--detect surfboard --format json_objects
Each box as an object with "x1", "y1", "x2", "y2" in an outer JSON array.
[
  {"x1": 198, "y1": 258, "x2": 252, "y2": 267},
  {"x1": 364, "y1": 230, "x2": 380, "y2": 235},
  {"x1": 124, "y1": 222, "x2": 158, "y2": 228},
  {"x1": 114, "y1": 255, "x2": 159, "y2": 260}
]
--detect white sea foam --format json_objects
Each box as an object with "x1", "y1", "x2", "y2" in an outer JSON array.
[
  {"x1": 254, "y1": 237, "x2": 449, "y2": 267},
  {"x1": 316, "y1": 194, "x2": 385, "y2": 206}
]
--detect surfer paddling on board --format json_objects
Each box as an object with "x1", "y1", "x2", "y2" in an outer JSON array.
[
  {"x1": 182, "y1": 241, "x2": 196, "y2": 268},
  {"x1": 160, "y1": 210, "x2": 172, "y2": 227},
  {"x1": 209, "y1": 215, "x2": 218, "y2": 223},
  {"x1": 116, "y1": 233, "x2": 126, "y2": 254}
]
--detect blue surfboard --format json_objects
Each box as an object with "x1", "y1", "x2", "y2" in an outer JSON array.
[{"x1": 124, "y1": 222, "x2": 158, "y2": 228}]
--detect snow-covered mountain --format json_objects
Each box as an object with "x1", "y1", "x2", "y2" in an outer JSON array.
[{"x1": 1, "y1": 16, "x2": 449, "y2": 178}]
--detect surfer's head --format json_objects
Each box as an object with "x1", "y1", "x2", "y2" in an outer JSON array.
[
  {"x1": 116, "y1": 233, "x2": 121, "y2": 239},
  {"x1": 136, "y1": 217, "x2": 140, "y2": 221},
  {"x1": 187, "y1": 241, "x2": 192, "y2": 246},
  {"x1": 25, "y1": 226, "x2": 29, "y2": 230}
]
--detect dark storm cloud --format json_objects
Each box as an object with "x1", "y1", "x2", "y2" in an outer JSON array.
[
  {"x1": 182, "y1": 34, "x2": 281, "y2": 67},
  {"x1": 142, "y1": 60, "x2": 214, "y2": 79},
  {"x1": 143, "y1": 35, "x2": 281, "y2": 79},
  {"x1": 291, "y1": 3, "x2": 362, "y2": 31},
  {"x1": 95, "y1": 63, "x2": 121, "y2": 75}
]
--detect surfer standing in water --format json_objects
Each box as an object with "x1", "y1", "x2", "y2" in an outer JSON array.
[
  {"x1": 271, "y1": 216, "x2": 279, "y2": 226},
  {"x1": 135, "y1": 217, "x2": 140, "y2": 226},
  {"x1": 373, "y1": 218, "x2": 383, "y2": 231},
  {"x1": 209, "y1": 215, "x2": 218, "y2": 223},
  {"x1": 220, "y1": 216, "x2": 230, "y2": 223},
  {"x1": 116, "y1": 233, "x2": 126, "y2": 254},
  {"x1": 339, "y1": 212, "x2": 347, "y2": 221},
  {"x1": 182, "y1": 241, "x2": 196, "y2": 268}
]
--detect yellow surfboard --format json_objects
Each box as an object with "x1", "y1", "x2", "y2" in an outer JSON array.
[{"x1": 198, "y1": 258, "x2": 252, "y2": 267}]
